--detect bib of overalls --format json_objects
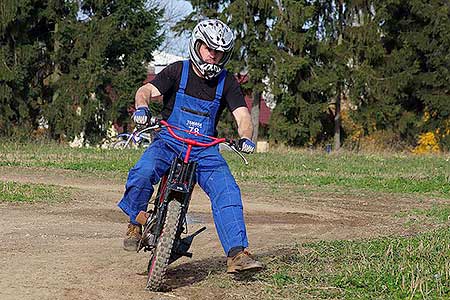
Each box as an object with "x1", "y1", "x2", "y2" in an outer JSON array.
[{"x1": 163, "y1": 60, "x2": 226, "y2": 142}]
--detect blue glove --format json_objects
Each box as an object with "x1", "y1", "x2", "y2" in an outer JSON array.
[
  {"x1": 237, "y1": 138, "x2": 255, "y2": 154},
  {"x1": 132, "y1": 107, "x2": 151, "y2": 126}
]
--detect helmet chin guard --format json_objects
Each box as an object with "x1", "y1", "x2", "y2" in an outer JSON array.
[{"x1": 189, "y1": 19, "x2": 235, "y2": 79}]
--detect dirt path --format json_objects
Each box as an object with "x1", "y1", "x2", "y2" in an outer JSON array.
[{"x1": 0, "y1": 166, "x2": 438, "y2": 300}]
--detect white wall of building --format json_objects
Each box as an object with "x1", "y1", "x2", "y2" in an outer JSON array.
[{"x1": 149, "y1": 50, "x2": 187, "y2": 74}]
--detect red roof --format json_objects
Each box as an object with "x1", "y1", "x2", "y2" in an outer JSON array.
[
  {"x1": 244, "y1": 95, "x2": 271, "y2": 125},
  {"x1": 236, "y1": 73, "x2": 272, "y2": 125}
]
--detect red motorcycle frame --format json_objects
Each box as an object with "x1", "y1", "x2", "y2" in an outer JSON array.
[{"x1": 135, "y1": 119, "x2": 247, "y2": 291}]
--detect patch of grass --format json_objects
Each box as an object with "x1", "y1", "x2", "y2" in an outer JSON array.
[
  {"x1": 1, "y1": 141, "x2": 449, "y2": 197},
  {"x1": 0, "y1": 181, "x2": 72, "y2": 203},
  {"x1": 419, "y1": 205, "x2": 450, "y2": 223},
  {"x1": 401, "y1": 204, "x2": 450, "y2": 224},
  {"x1": 241, "y1": 227, "x2": 450, "y2": 299},
  {"x1": 272, "y1": 270, "x2": 295, "y2": 287},
  {"x1": 0, "y1": 141, "x2": 140, "y2": 178},
  {"x1": 224, "y1": 151, "x2": 450, "y2": 198}
]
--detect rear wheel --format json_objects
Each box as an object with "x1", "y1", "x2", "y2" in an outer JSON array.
[
  {"x1": 146, "y1": 200, "x2": 181, "y2": 291},
  {"x1": 112, "y1": 139, "x2": 130, "y2": 149}
]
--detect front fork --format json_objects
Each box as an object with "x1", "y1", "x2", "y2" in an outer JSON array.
[{"x1": 137, "y1": 158, "x2": 198, "y2": 252}]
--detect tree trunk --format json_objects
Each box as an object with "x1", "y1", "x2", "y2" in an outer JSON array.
[
  {"x1": 251, "y1": 90, "x2": 260, "y2": 145},
  {"x1": 334, "y1": 91, "x2": 341, "y2": 151},
  {"x1": 334, "y1": 0, "x2": 344, "y2": 151}
]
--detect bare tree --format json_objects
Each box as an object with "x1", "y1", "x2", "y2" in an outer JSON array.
[{"x1": 147, "y1": 0, "x2": 191, "y2": 56}]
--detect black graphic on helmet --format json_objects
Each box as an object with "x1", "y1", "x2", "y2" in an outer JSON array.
[{"x1": 189, "y1": 19, "x2": 235, "y2": 80}]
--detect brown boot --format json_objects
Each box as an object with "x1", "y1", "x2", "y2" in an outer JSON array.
[
  {"x1": 123, "y1": 223, "x2": 141, "y2": 252},
  {"x1": 227, "y1": 250, "x2": 264, "y2": 273}
]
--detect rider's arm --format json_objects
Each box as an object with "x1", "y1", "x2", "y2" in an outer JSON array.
[
  {"x1": 135, "y1": 83, "x2": 162, "y2": 108},
  {"x1": 232, "y1": 106, "x2": 253, "y2": 139}
]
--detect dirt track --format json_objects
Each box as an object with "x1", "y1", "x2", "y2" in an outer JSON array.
[{"x1": 0, "y1": 166, "x2": 436, "y2": 300}]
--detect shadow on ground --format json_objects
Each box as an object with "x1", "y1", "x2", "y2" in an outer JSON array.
[{"x1": 162, "y1": 247, "x2": 296, "y2": 291}]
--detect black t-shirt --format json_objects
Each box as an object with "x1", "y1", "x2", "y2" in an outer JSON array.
[{"x1": 150, "y1": 61, "x2": 247, "y2": 128}]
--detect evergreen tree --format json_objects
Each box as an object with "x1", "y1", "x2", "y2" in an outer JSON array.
[
  {"x1": 226, "y1": 1, "x2": 277, "y2": 143},
  {"x1": 0, "y1": 0, "x2": 73, "y2": 137},
  {"x1": 44, "y1": 0, "x2": 162, "y2": 143},
  {"x1": 323, "y1": 0, "x2": 383, "y2": 149},
  {"x1": 268, "y1": 1, "x2": 337, "y2": 146},
  {"x1": 350, "y1": 0, "x2": 450, "y2": 150},
  {"x1": 0, "y1": 0, "x2": 162, "y2": 143},
  {"x1": 375, "y1": 0, "x2": 450, "y2": 150},
  {"x1": 175, "y1": 0, "x2": 278, "y2": 143}
]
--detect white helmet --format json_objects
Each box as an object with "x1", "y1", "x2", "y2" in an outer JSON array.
[{"x1": 189, "y1": 19, "x2": 235, "y2": 79}]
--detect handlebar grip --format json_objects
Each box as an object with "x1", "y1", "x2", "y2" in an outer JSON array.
[
  {"x1": 223, "y1": 139, "x2": 236, "y2": 147},
  {"x1": 149, "y1": 116, "x2": 159, "y2": 126}
]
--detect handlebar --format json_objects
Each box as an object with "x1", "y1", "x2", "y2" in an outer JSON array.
[
  {"x1": 160, "y1": 119, "x2": 227, "y2": 147},
  {"x1": 142, "y1": 117, "x2": 249, "y2": 165}
]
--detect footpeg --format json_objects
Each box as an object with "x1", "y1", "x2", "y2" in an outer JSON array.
[{"x1": 169, "y1": 226, "x2": 206, "y2": 264}]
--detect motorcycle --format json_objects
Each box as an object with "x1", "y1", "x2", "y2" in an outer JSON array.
[{"x1": 134, "y1": 118, "x2": 248, "y2": 291}]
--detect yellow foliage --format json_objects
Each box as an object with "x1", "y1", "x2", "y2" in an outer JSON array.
[
  {"x1": 444, "y1": 119, "x2": 450, "y2": 136},
  {"x1": 340, "y1": 110, "x2": 363, "y2": 145},
  {"x1": 413, "y1": 117, "x2": 450, "y2": 154},
  {"x1": 412, "y1": 132, "x2": 440, "y2": 154},
  {"x1": 358, "y1": 130, "x2": 405, "y2": 152}
]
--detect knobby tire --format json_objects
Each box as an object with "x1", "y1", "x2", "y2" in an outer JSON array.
[
  {"x1": 112, "y1": 139, "x2": 130, "y2": 149},
  {"x1": 146, "y1": 200, "x2": 181, "y2": 291}
]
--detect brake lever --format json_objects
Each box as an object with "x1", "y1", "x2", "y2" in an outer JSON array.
[
  {"x1": 221, "y1": 142, "x2": 249, "y2": 165},
  {"x1": 136, "y1": 117, "x2": 161, "y2": 134}
]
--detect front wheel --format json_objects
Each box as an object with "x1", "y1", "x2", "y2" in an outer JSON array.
[
  {"x1": 112, "y1": 139, "x2": 130, "y2": 149},
  {"x1": 146, "y1": 200, "x2": 181, "y2": 291},
  {"x1": 139, "y1": 132, "x2": 153, "y2": 148}
]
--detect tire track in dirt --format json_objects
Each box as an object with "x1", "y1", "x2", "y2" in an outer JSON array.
[{"x1": 0, "y1": 166, "x2": 431, "y2": 300}]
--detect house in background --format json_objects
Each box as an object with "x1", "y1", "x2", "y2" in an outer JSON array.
[
  {"x1": 235, "y1": 73, "x2": 273, "y2": 127},
  {"x1": 141, "y1": 51, "x2": 186, "y2": 104},
  {"x1": 245, "y1": 92, "x2": 272, "y2": 127},
  {"x1": 145, "y1": 50, "x2": 186, "y2": 81}
]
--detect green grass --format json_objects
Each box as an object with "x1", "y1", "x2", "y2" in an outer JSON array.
[
  {"x1": 223, "y1": 151, "x2": 450, "y2": 197},
  {"x1": 398, "y1": 204, "x2": 450, "y2": 224},
  {"x1": 201, "y1": 227, "x2": 450, "y2": 299},
  {"x1": 255, "y1": 227, "x2": 450, "y2": 299},
  {"x1": 1, "y1": 142, "x2": 449, "y2": 298},
  {"x1": 0, "y1": 181, "x2": 72, "y2": 203},
  {"x1": 0, "y1": 141, "x2": 140, "y2": 178},
  {"x1": 415, "y1": 205, "x2": 450, "y2": 223},
  {"x1": 0, "y1": 141, "x2": 449, "y2": 197}
]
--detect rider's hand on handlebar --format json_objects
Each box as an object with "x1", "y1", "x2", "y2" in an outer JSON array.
[
  {"x1": 132, "y1": 106, "x2": 152, "y2": 127},
  {"x1": 237, "y1": 138, "x2": 255, "y2": 154}
]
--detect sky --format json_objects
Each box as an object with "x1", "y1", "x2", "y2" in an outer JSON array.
[
  {"x1": 78, "y1": 1, "x2": 193, "y2": 57},
  {"x1": 157, "y1": 0, "x2": 193, "y2": 57}
]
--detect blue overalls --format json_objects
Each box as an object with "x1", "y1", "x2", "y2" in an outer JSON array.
[{"x1": 118, "y1": 60, "x2": 249, "y2": 255}]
